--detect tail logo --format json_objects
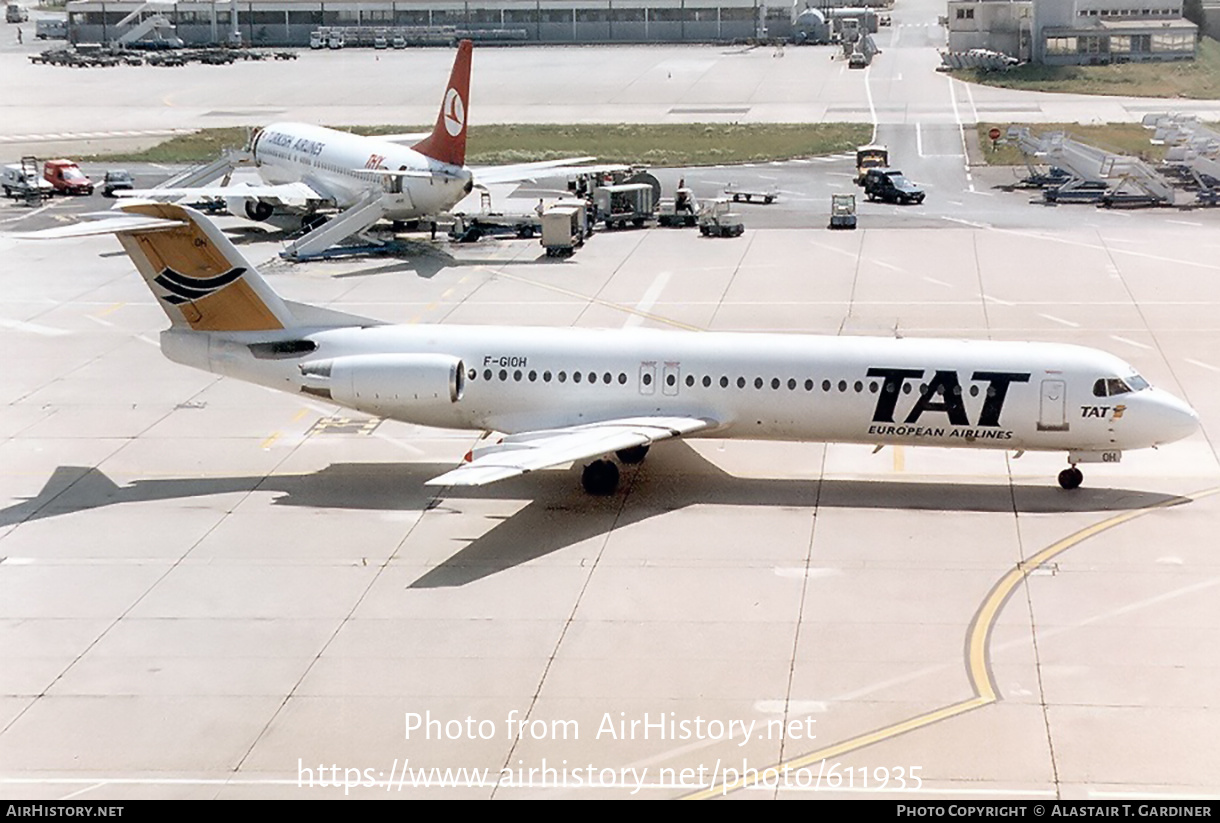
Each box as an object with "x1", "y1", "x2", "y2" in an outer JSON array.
[
  {"x1": 153, "y1": 266, "x2": 246, "y2": 305},
  {"x1": 442, "y1": 88, "x2": 466, "y2": 138}
]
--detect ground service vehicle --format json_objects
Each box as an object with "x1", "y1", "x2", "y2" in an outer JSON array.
[
  {"x1": 2, "y1": 158, "x2": 53, "y2": 202},
  {"x1": 43, "y1": 160, "x2": 93, "y2": 195},
  {"x1": 7, "y1": 3, "x2": 28, "y2": 22},
  {"x1": 657, "y1": 187, "x2": 698, "y2": 227},
  {"x1": 35, "y1": 18, "x2": 65, "y2": 38},
  {"x1": 594, "y1": 183, "x2": 655, "y2": 229},
  {"x1": 863, "y1": 167, "x2": 925, "y2": 205},
  {"x1": 541, "y1": 204, "x2": 587, "y2": 257},
  {"x1": 829, "y1": 194, "x2": 857, "y2": 229},
  {"x1": 698, "y1": 198, "x2": 745, "y2": 237},
  {"x1": 855, "y1": 144, "x2": 888, "y2": 185},
  {"x1": 102, "y1": 170, "x2": 135, "y2": 197}
]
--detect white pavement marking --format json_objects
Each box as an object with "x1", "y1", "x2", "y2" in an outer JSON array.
[
  {"x1": 864, "y1": 64, "x2": 878, "y2": 145},
  {"x1": 1185, "y1": 357, "x2": 1220, "y2": 372},
  {"x1": 940, "y1": 216, "x2": 991, "y2": 229},
  {"x1": 1110, "y1": 334, "x2": 1151, "y2": 350},
  {"x1": 1039, "y1": 313, "x2": 1080, "y2": 328},
  {"x1": 0, "y1": 129, "x2": 190, "y2": 143},
  {"x1": 0, "y1": 203, "x2": 55, "y2": 225},
  {"x1": 0, "y1": 318, "x2": 70, "y2": 336},
  {"x1": 623, "y1": 270, "x2": 671, "y2": 328}
]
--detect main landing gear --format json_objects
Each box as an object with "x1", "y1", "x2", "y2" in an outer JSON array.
[
  {"x1": 580, "y1": 445, "x2": 651, "y2": 495},
  {"x1": 1057, "y1": 465, "x2": 1084, "y2": 490}
]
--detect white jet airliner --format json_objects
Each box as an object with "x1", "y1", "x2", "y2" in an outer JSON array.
[
  {"x1": 32, "y1": 203, "x2": 1200, "y2": 493},
  {"x1": 119, "y1": 40, "x2": 593, "y2": 259}
]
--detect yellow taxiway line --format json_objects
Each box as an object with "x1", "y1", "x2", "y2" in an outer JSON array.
[{"x1": 685, "y1": 485, "x2": 1217, "y2": 799}]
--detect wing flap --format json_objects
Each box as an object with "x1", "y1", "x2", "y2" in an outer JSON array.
[{"x1": 426, "y1": 416, "x2": 713, "y2": 487}]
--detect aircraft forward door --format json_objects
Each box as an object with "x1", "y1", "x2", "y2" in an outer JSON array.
[{"x1": 1038, "y1": 379, "x2": 1069, "y2": 431}]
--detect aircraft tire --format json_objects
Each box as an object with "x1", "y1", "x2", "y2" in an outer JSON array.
[
  {"x1": 582, "y1": 460, "x2": 619, "y2": 495},
  {"x1": 1058, "y1": 467, "x2": 1083, "y2": 490},
  {"x1": 616, "y1": 445, "x2": 649, "y2": 464}
]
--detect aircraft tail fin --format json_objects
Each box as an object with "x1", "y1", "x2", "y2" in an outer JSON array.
[
  {"x1": 411, "y1": 39, "x2": 472, "y2": 167},
  {"x1": 71, "y1": 202, "x2": 296, "y2": 333}
]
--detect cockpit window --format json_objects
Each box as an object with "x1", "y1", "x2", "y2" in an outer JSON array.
[{"x1": 1094, "y1": 376, "x2": 1145, "y2": 397}]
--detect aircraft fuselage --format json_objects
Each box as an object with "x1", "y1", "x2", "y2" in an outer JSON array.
[
  {"x1": 251, "y1": 122, "x2": 473, "y2": 219},
  {"x1": 166, "y1": 324, "x2": 1200, "y2": 458}
]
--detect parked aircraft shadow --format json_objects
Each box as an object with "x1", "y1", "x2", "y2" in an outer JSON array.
[
  {"x1": 2, "y1": 443, "x2": 1190, "y2": 589},
  {"x1": 332, "y1": 252, "x2": 544, "y2": 281}
]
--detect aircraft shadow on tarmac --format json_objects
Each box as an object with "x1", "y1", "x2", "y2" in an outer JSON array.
[{"x1": 1, "y1": 442, "x2": 1188, "y2": 588}]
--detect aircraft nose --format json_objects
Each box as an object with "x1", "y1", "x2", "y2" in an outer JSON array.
[{"x1": 1155, "y1": 391, "x2": 1200, "y2": 444}]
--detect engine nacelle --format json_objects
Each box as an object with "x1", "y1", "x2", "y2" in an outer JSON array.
[
  {"x1": 224, "y1": 196, "x2": 275, "y2": 222},
  {"x1": 300, "y1": 353, "x2": 464, "y2": 424}
]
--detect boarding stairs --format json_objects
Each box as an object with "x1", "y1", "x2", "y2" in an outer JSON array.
[
  {"x1": 116, "y1": 4, "x2": 178, "y2": 45},
  {"x1": 157, "y1": 149, "x2": 252, "y2": 191},
  {"x1": 1008, "y1": 127, "x2": 1175, "y2": 206},
  {"x1": 1143, "y1": 113, "x2": 1220, "y2": 205},
  {"x1": 282, "y1": 190, "x2": 388, "y2": 261}
]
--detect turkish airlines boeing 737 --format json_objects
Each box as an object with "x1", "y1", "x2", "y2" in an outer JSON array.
[
  {"x1": 31, "y1": 203, "x2": 1200, "y2": 493},
  {"x1": 119, "y1": 40, "x2": 593, "y2": 259}
]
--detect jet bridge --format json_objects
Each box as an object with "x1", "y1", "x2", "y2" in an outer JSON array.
[{"x1": 1007, "y1": 127, "x2": 1176, "y2": 207}]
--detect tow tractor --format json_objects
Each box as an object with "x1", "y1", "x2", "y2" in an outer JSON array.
[
  {"x1": 657, "y1": 186, "x2": 698, "y2": 227},
  {"x1": 828, "y1": 194, "x2": 857, "y2": 229},
  {"x1": 697, "y1": 198, "x2": 745, "y2": 237}
]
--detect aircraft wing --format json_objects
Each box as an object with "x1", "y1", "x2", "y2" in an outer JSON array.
[
  {"x1": 425, "y1": 415, "x2": 714, "y2": 487},
  {"x1": 469, "y1": 157, "x2": 607, "y2": 186},
  {"x1": 16, "y1": 212, "x2": 187, "y2": 239},
  {"x1": 116, "y1": 181, "x2": 330, "y2": 208},
  {"x1": 371, "y1": 132, "x2": 431, "y2": 145}
]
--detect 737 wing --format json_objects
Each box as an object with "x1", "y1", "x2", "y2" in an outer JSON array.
[
  {"x1": 116, "y1": 180, "x2": 331, "y2": 209},
  {"x1": 425, "y1": 416, "x2": 714, "y2": 487},
  {"x1": 469, "y1": 157, "x2": 611, "y2": 187}
]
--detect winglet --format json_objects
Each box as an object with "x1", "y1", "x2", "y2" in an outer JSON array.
[{"x1": 411, "y1": 39, "x2": 472, "y2": 167}]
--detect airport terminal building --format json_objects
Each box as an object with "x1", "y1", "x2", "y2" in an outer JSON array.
[
  {"x1": 946, "y1": 0, "x2": 1198, "y2": 64},
  {"x1": 63, "y1": 0, "x2": 779, "y2": 46}
]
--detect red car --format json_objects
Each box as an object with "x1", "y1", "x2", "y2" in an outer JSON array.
[{"x1": 43, "y1": 159, "x2": 94, "y2": 195}]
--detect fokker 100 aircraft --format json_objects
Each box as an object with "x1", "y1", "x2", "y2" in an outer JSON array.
[
  {"x1": 32, "y1": 203, "x2": 1200, "y2": 493},
  {"x1": 119, "y1": 40, "x2": 595, "y2": 259}
]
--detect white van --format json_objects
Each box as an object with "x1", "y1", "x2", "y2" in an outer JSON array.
[{"x1": 2, "y1": 164, "x2": 54, "y2": 199}]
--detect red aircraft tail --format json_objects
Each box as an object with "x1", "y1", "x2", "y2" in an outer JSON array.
[{"x1": 412, "y1": 40, "x2": 472, "y2": 167}]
